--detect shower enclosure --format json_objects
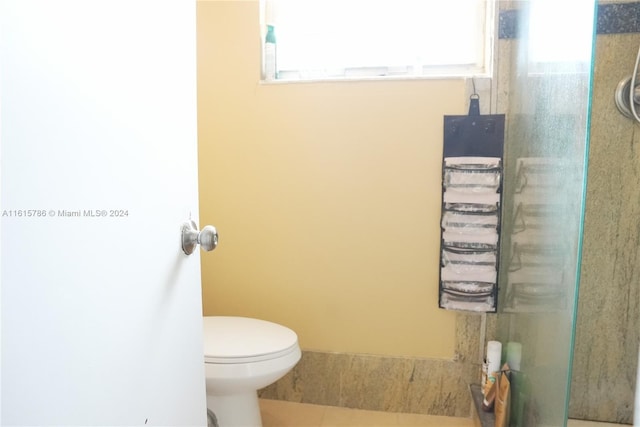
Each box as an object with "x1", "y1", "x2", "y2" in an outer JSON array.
[{"x1": 495, "y1": 1, "x2": 598, "y2": 426}]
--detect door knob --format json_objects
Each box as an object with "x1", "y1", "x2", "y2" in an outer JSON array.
[{"x1": 182, "y1": 220, "x2": 218, "y2": 255}]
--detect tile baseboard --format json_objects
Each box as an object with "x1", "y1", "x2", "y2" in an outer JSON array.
[{"x1": 259, "y1": 313, "x2": 486, "y2": 418}]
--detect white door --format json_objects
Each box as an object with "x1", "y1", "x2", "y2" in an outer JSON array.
[{"x1": 1, "y1": 1, "x2": 207, "y2": 426}]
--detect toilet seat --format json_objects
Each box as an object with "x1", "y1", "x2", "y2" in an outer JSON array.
[{"x1": 203, "y1": 316, "x2": 299, "y2": 364}]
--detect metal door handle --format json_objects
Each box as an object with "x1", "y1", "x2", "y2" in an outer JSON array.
[{"x1": 182, "y1": 220, "x2": 218, "y2": 255}]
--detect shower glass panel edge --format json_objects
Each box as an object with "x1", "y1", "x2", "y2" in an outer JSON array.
[{"x1": 495, "y1": 1, "x2": 597, "y2": 426}]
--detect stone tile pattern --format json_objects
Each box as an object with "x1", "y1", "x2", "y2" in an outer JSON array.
[
  {"x1": 259, "y1": 313, "x2": 483, "y2": 418},
  {"x1": 597, "y1": 2, "x2": 640, "y2": 34},
  {"x1": 569, "y1": 31, "x2": 640, "y2": 424},
  {"x1": 499, "y1": 9, "x2": 519, "y2": 39}
]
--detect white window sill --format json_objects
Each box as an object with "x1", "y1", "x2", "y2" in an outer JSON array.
[{"x1": 259, "y1": 72, "x2": 491, "y2": 85}]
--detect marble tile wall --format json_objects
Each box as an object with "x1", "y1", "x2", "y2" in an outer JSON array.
[
  {"x1": 259, "y1": 313, "x2": 484, "y2": 417},
  {"x1": 569, "y1": 29, "x2": 640, "y2": 424}
]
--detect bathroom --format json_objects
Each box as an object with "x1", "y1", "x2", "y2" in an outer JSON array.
[
  {"x1": 197, "y1": 0, "x2": 638, "y2": 426},
  {"x1": 0, "y1": 0, "x2": 637, "y2": 426}
]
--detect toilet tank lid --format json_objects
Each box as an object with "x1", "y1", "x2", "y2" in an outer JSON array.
[{"x1": 202, "y1": 316, "x2": 298, "y2": 359}]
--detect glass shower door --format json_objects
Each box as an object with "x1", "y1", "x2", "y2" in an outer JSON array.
[{"x1": 496, "y1": 1, "x2": 597, "y2": 426}]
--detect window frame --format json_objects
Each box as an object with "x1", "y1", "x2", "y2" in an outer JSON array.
[{"x1": 260, "y1": 0, "x2": 497, "y2": 83}]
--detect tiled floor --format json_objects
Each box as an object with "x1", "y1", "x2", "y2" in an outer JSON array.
[
  {"x1": 567, "y1": 421, "x2": 625, "y2": 427},
  {"x1": 259, "y1": 399, "x2": 626, "y2": 427},
  {"x1": 260, "y1": 399, "x2": 477, "y2": 427}
]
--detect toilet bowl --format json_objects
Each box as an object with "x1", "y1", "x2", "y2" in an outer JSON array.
[{"x1": 203, "y1": 316, "x2": 301, "y2": 427}]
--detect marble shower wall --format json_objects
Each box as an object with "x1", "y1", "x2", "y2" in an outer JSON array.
[{"x1": 569, "y1": 13, "x2": 640, "y2": 424}]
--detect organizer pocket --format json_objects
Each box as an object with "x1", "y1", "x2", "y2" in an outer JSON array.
[
  {"x1": 444, "y1": 168, "x2": 501, "y2": 193},
  {"x1": 442, "y1": 231, "x2": 499, "y2": 250},
  {"x1": 443, "y1": 157, "x2": 502, "y2": 193},
  {"x1": 441, "y1": 266, "x2": 496, "y2": 284},
  {"x1": 443, "y1": 191, "x2": 500, "y2": 213},
  {"x1": 441, "y1": 280, "x2": 495, "y2": 294},
  {"x1": 444, "y1": 157, "x2": 501, "y2": 170},
  {"x1": 441, "y1": 246, "x2": 497, "y2": 274},
  {"x1": 442, "y1": 210, "x2": 499, "y2": 234},
  {"x1": 440, "y1": 288, "x2": 495, "y2": 312}
]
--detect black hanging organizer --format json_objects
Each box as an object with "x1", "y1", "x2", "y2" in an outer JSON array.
[{"x1": 438, "y1": 94, "x2": 505, "y2": 313}]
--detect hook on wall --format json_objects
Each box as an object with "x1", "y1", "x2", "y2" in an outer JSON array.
[{"x1": 469, "y1": 77, "x2": 480, "y2": 116}]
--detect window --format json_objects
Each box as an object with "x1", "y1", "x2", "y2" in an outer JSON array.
[
  {"x1": 528, "y1": 1, "x2": 594, "y2": 69},
  {"x1": 261, "y1": 0, "x2": 494, "y2": 81}
]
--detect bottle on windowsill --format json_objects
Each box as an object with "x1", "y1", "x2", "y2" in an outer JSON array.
[{"x1": 264, "y1": 24, "x2": 277, "y2": 81}]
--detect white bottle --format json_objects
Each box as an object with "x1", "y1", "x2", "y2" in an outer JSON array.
[
  {"x1": 264, "y1": 24, "x2": 277, "y2": 81},
  {"x1": 486, "y1": 340, "x2": 502, "y2": 376}
]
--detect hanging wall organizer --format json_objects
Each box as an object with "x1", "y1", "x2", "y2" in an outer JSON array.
[{"x1": 439, "y1": 94, "x2": 505, "y2": 312}]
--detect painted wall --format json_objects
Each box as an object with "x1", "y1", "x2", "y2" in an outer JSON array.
[{"x1": 197, "y1": 0, "x2": 468, "y2": 359}]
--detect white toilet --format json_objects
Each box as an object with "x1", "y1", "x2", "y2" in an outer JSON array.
[{"x1": 203, "y1": 316, "x2": 301, "y2": 427}]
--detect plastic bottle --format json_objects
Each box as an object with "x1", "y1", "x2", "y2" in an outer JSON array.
[{"x1": 264, "y1": 25, "x2": 277, "y2": 81}]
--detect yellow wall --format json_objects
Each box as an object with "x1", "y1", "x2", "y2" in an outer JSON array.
[{"x1": 197, "y1": 0, "x2": 467, "y2": 359}]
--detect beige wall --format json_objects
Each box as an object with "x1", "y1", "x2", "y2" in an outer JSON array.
[{"x1": 197, "y1": 0, "x2": 469, "y2": 359}]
